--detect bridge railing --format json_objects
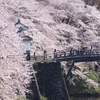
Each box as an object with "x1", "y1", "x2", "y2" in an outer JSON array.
[
  {"x1": 45, "y1": 50, "x2": 100, "y2": 60},
  {"x1": 32, "y1": 49, "x2": 100, "y2": 62},
  {"x1": 44, "y1": 50, "x2": 70, "y2": 59}
]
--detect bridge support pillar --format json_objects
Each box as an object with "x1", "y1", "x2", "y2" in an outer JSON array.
[
  {"x1": 65, "y1": 61, "x2": 75, "y2": 80},
  {"x1": 34, "y1": 62, "x2": 70, "y2": 100}
]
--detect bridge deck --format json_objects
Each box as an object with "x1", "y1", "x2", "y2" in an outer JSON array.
[
  {"x1": 54, "y1": 54, "x2": 100, "y2": 62},
  {"x1": 32, "y1": 50, "x2": 100, "y2": 63}
]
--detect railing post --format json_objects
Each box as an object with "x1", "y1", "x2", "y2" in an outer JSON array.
[{"x1": 64, "y1": 52, "x2": 66, "y2": 56}]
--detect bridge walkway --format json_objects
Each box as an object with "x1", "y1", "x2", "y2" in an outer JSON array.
[{"x1": 31, "y1": 49, "x2": 100, "y2": 63}]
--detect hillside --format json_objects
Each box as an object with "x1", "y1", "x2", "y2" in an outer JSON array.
[
  {"x1": 2, "y1": 0, "x2": 100, "y2": 52},
  {"x1": 2, "y1": 0, "x2": 100, "y2": 96}
]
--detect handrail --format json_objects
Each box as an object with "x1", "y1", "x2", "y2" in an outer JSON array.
[{"x1": 32, "y1": 49, "x2": 100, "y2": 62}]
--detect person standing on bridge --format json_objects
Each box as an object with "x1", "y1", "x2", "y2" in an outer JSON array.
[
  {"x1": 34, "y1": 49, "x2": 38, "y2": 60},
  {"x1": 44, "y1": 50, "x2": 47, "y2": 60},
  {"x1": 78, "y1": 47, "x2": 81, "y2": 55},
  {"x1": 54, "y1": 49, "x2": 57, "y2": 58},
  {"x1": 90, "y1": 46, "x2": 93, "y2": 55},
  {"x1": 34, "y1": 49, "x2": 38, "y2": 56},
  {"x1": 69, "y1": 48, "x2": 73, "y2": 55}
]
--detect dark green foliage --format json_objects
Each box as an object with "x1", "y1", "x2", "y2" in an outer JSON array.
[
  {"x1": 87, "y1": 71, "x2": 99, "y2": 83},
  {"x1": 67, "y1": 63, "x2": 100, "y2": 94},
  {"x1": 17, "y1": 95, "x2": 27, "y2": 100},
  {"x1": 67, "y1": 78, "x2": 88, "y2": 94}
]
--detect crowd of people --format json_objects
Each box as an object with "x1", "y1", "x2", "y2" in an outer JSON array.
[{"x1": 69, "y1": 47, "x2": 96, "y2": 56}]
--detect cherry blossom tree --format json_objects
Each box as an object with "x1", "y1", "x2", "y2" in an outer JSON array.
[{"x1": 0, "y1": 19, "x2": 32, "y2": 100}]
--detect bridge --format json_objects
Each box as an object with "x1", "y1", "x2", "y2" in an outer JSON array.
[
  {"x1": 32, "y1": 49, "x2": 100, "y2": 100},
  {"x1": 32, "y1": 49, "x2": 100, "y2": 63}
]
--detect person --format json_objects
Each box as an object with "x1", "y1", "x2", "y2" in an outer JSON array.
[
  {"x1": 44, "y1": 50, "x2": 47, "y2": 56},
  {"x1": 54, "y1": 49, "x2": 57, "y2": 58},
  {"x1": 34, "y1": 50, "x2": 37, "y2": 56},
  {"x1": 90, "y1": 46, "x2": 93, "y2": 55},
  {"x1": 26, "y1": 50, "x2": 30, "y2": 61},
  {"x1": 44, "y1": 50, "x2": 47, "y2": 60},
  {"x1": 69, "y1": 48, "x2": 73, "y2": 55},
  {"x1": 34, "y1": 52, "x2": 35, "y2": 56},
  {"x1": 33, "y1": 50, "x2": 38, "y2": 60},
  {"x1": 78, "y1": 48, "x2": 80, "y2": 55}
]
